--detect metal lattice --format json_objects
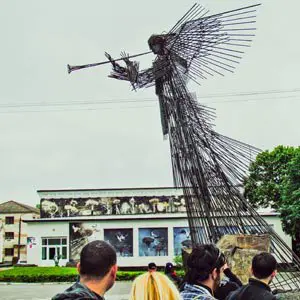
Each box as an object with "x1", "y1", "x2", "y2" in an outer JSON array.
[{"x1": 68, "y1": 3, "x2": 300, "y2": 291}]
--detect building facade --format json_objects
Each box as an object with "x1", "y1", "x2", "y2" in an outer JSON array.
[
  {"x1": 0, "y1": 201, "x2": 40, "y2": 263},
  {"x1": 25, "y1": 188, "x2": 292, "y2": 267}
]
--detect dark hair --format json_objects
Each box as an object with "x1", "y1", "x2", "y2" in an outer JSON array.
[
  {"x1": 165, "y1": 262, "x2": 174, "y2": 274},
  {"x1": 80, "y1": 240, "x2": 117, "y2": 280},
  {"x1": 252, "y1": 252, "x2": 277, "y2": 279},
  {"x1": 148, "y1": 262, "x2": 157, "y2": 270},
  {"x1": 185, "y1": 244, "x2": 225, "y2": 284}
]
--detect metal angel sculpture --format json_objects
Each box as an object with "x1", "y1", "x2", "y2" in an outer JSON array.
[{"x1": 68, "y1": 3, "x2": 300, "y2": 290}]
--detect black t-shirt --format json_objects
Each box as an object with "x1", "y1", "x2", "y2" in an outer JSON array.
[{"x1": 226, "y1": 278, "x2": 276, "y2": 300}]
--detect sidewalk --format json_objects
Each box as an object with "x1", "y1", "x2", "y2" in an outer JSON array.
[{"x1": 0, "y1": 281, "x2": 131, "y2": 300}]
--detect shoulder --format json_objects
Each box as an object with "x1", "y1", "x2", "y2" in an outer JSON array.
[
  {"x1": 262, "y1": 291, "x2": 277, "y2": 300},
  {"x1": 225, "y1": 285, "x2": 248, "y2": 300}
]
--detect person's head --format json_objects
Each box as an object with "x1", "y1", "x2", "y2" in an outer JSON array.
[
  {"x1": 77, "y1": 240, "x2": 117, "y2": 292},
  {"x1": 185, "y1": 244, "x2": 226, "y2": 291},
  {"x1": 148, "y1": 262, "x2": 157, "y2": 272},
  {"x1": 251, "y1": 252, "x2": 277, "y2": 284},
  {"x1": 165, "y1": 262, "x2": 174, "y2": 274},
  {"x1": 130, "y1": 271, "x2": 180, "y2": 300}
]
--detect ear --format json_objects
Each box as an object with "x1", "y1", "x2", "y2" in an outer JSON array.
[
  {"x1": 250, "y1": 267, "x2": 254, "y2": 276},
  {"x1": 77, "y1": 262, "x2": 81, "y2": 274},
  {"x1": 271, "y1": 270, "x2": 277, "y2": 278},
  {"x1": 110, "y1": 264, "x2": 118, "y2": 279},
  {"x1": 211, "y1": 268, "x2": 218, "y2": 280}
]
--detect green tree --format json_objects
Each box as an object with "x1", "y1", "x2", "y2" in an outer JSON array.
[
  {"x1": 244, "y1": 145, "x2": 298, "y2": 209},
  {"x1": 244, "y1": 145, "x2": 300, "y2": 238},
  {"x1": 279, "y1": 152, "x2": 300, "y2": 238}
]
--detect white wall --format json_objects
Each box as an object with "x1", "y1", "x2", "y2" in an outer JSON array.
[
  {"x1": 27, "y1": 222, "x2": 69, "y2": 267},
  {"x1": 26, "y1": 215, "x2": 291, "y2": 267},
  {"x1": 264, "y1": 215, "x2": 292, "y2": 262},
  {"x1": 27, "y1": 218, "x2": 190, "y2": 267}
]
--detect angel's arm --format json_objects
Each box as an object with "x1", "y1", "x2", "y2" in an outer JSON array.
[{"x1": 105, "y1": 52, "x2": 155, "y2": 89}]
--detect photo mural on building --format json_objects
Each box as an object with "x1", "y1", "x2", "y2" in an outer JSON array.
[
  {"x1": 104, "y1": 229, "x2": 133, "y2": 257},
  {"x1": 173, "y1": 227, "x2": 192, "y2": 256},
  {"x1": 40, "y1": 195, "x2": 186, "y2": 218},
  {"x1": 138, "y1": 228, "x2": 168, "y2": 257},
  {"x1": 69, "y1": 222, "x2": 101, "y2": 261}
]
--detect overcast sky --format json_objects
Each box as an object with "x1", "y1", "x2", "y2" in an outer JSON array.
[{"x1": 0, "y1": 0, "x2": 299, "y2": 206}]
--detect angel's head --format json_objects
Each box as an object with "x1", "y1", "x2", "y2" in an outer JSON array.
[{"x1": 148, "y1": 34, "x2": 166, "y2": 55}]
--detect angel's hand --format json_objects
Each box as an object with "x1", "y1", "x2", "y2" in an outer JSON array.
[
  {"x1": 105, "y1": 52, "x2": 113, "y2": 62},
  {"x1": 120, "y1": 51, "x2": 131, "y2": 64}
]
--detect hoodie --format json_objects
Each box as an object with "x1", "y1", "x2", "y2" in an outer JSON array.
[{"x1": 52, "y1": 282, "x2": 104, "y2": 300}]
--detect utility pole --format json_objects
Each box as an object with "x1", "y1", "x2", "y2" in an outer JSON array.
[{"x1": 17, "y1": 216, "x2": 22, "y2": 262}]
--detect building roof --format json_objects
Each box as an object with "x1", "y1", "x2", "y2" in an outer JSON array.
[
  {"x1": 0, "y1": 200, "x2": 39, "y2": 214},
  {"x1": 37, "y1": 185, "x2": 243, "y2": 193}
]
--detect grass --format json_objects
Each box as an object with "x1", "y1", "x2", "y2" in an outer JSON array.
[{"x1": 0, "y1": 267, "x2": 148, "y2": 283}]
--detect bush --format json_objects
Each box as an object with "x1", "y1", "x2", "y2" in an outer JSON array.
[
  {"x1": 0, "y1": 267, "x2": 146, "y2": 283},
  {"x1": 173, "y1": 255, "x2": 183, "y2": 268}
]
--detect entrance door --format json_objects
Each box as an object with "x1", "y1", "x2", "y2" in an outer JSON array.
[
  {"x1": 49, "y1": 247, "x2": 60, "y2": 260},
  {"x1": 49, "y1": 247, "x2": 56, "y2": 260}
]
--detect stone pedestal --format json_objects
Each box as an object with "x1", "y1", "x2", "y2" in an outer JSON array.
[{"x1": 217, "y1": 234, "x2": 270, "y2": 284}]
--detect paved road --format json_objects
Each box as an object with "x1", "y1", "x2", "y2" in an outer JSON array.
[{"x1": 0, "y1": 282, "x2": 131, "y2": 300}]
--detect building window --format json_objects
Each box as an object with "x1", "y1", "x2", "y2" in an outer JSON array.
[
  {"x1": 5, "y1": 248, "x2": 14, "y2": 256},
  {"x1": 5, "y1": 232, "x2": 14, "y2": 240},
  {"x1": 5, "y1": 217, "x2": 14, "y2": 225},
  {"x1": 41, "y1": 237, "x2": 68, "y2": 261}
]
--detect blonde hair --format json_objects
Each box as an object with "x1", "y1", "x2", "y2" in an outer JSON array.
[{"x1": 129, "y1": 271, "x2": 180, "y2": 300}]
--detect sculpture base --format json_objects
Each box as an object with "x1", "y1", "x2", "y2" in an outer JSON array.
[{"x1": 217, "y1": 234, "x2": 270, "y2": 284}]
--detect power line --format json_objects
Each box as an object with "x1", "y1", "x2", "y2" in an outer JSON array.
[
  {"x1": 0, "y1": 105, "x2": 157, "y2": 114},
  {"x1": 0, "y1": 88, "x2": 299, "y2": 114},
  {"x1": 1, "y1": 87, "x2": 300, "y2": 108}
]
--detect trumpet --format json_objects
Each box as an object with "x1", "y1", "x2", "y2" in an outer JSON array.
[
  {"x1": 67, "y1": 62, "x2": 105, "y2": 74},
  {"x1": 67, "y1": 50, "x2": 152, "y2": 74}
]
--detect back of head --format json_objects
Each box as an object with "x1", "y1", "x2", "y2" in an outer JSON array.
[
  {"x1": 165, "y1": 262, "x2": 174, "y2": 274},
  {"x1": 148, "y1": 262, "x2": 157, "y2": 271},
  {"x1": 130, "y1": 271, "x2": 180, "y2": 300},
  {"x1": 252, "y1": 252, "x2": 277, "y2": 279},
  {"x1": 185, "y1": 244, "x2": 225, "y2": 285},
  {"x1": 79, "y1": 240, "x2": 117, "y2": 280}
]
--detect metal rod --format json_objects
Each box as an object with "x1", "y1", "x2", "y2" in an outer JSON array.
[{"x1": 67, "y1": 50, "x2": 152, "y2": 74}]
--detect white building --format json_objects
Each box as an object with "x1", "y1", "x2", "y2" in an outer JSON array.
[{"x1": 25, "y1": 187, "x2": 291, "y2": 267}]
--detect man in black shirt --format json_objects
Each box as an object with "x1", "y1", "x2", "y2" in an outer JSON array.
[
  {"x1": 226, "y1": 252, "x2": 277, "y2": 300},
  {"x1": 52, "y1": 240, "x2": 117, "y2": 300},
  {"x1": 215, "y1": 263, "x2": 242, "y2": 300}
]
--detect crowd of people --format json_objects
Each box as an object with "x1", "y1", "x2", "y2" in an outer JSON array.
[{"x1": 52, "y1": 240, "x2": 278, "y2": 300}]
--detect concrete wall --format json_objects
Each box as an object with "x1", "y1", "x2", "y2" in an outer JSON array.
[{"x1": 26, "y1": 215, "x2": 291, "y2": 267}]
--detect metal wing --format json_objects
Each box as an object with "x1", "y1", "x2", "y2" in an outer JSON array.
[{"x1": 165, "y1": 3, "x2": 261, "y2": 83}]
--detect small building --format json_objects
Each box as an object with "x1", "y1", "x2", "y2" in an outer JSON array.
[
  {"x1": 0, "y1": 200, "x2": 40, "y2": 263},
  {"x1": 25, "y1": 187, "x2": 292, "y2": 267}
]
